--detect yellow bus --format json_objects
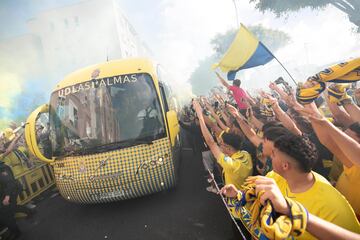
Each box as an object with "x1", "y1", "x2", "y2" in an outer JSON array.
[{"x1": 24, "y1": 58, "x2": 182, "y2": 203}]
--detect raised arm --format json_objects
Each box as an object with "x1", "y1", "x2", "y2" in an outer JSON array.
[
  {"x1": 327, "y1": 84, "x2": 360, "y2": 123},
  {"x1": 270, "y1": 83, "x2": 304, "y2": 111},
  {"x1": 215, "y1": 72, "x2": 230, "y2": 89},
  {"x1": 248, "y1": 108, "x2": 264, "y2": 131},
  {"x1": 214, "y1": 93, "x2": 226, "y2": 105},
  {"x1": 193, "y1": 100, "x2": 222, "y2": 159},
  {"x1": 204, "y1": 101, "x2": 229, "y2": 132},
  {"x1": 227, "y1": 104, "x2": 262, "y2": 147},
  {"x1": 1, "y1": 133, "x2": 23, "y2": 158},
  {"x1": 203, "y1": 115, "x2": 223, "y2": 139},
  {"x1": 269, "y1": 82, "x2": 289, "y2": 102},
  {"x1": 220, "y1": 109, "x2": 233, "y2": 127},
  {"x1": 306, "y1": 214, "x2": 360, "y2": 240},
  {"x1": 324, "y1": 91, "x2": 354, "y2": 128},
  {"x1": 245, "y1": 90, "x2": 257, "y2": 106},
  {"x1": 269, "y1": 96, "x2": 302, "y2": 136},
  {"x1": 300, "y1": 103, "x2": 360, "y2": 167},
  {"x1": 343, "y1": 101, "x2": 360, "y2": 122}
]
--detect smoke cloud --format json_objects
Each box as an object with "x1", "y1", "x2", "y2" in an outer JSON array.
[{"x1": 0, "y1": 0, "x2": 359, "y2": 130}]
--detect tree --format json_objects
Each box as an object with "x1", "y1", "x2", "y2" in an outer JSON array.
[
  {"x1": 249, "y1": 0, "x2": 360, "y2": 32},
  {"x1": 189, "y1": 55, "x2": 219, "y2": 95},
  {"x1": 189, "y1": 25, "x2": 291, "y2": 95}
]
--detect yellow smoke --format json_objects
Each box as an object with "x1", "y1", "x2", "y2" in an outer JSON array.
[{"x1": 0, "y1": 72, "x2": 22, "y2": 110}]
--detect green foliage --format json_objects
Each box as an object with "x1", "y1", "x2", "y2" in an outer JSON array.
[
  {"x1": 249, "y1": 0, "x2": 329, "y2": 17},
  {"x1": 249, "y1": 0, "x2": 360, "y2": 32},
  {"x1": 189, "y1": 55, "x2": 219, "y2": 95},
  {"x1": 249, "y1": 25, "x2": 291, "y2": 52}
]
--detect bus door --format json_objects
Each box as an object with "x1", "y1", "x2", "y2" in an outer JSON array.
[{"x1": 158, "y1": 83, "x2": 181, "y2": 173}]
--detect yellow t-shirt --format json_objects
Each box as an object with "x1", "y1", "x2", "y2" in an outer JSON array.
[
  {"x1": 217, "y1": 151, "x2": 253, "y2": 190},
  {"x1": 1, "y1": 151, "x2": 27, "y2": 176},
  {"x1": 267, "y1": 171, "x2": 360, "y2": 240},
  {"x1": 336, "y1": 165, "x2": 360, "y2": 218}
]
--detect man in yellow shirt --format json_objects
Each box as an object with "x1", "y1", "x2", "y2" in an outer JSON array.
[
  {"x1": 192, "y1": 100, "x2": 253, "y2": 189},
  {"x1": 266, "y1": 134, "x2": 360, "y2": 239},
  {"x1": 221, "y1": 133, "x2": 360, "y2": 239},
  {"x1": 336, "y1": 165, "x2": 360, "y2": 221},
  {"x1": 193, "y1": 99, "x2": 253, "y2": 238},
  {"x1": 336, "y1": 122, "x2": 360, "y2": 220},
  {"x1": 217, "y1": 139, "x2": 253, "y2": 190}
]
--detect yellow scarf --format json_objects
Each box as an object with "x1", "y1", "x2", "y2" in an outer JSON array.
[
  {"x1": 308, "y1": 57, "x2": 360, "y2": 83},
  {"x1": 327, "y1": 83, "x2": 352, "y2": 105},
  {"x1": 296, "y1": 82, "x2": 326, "y2": 105},
  {"x1": 230, "y1": 183, "x2": 308, "y2": 239}
]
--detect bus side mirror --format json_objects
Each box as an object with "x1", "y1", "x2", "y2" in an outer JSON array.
[
  {"x1": 166, "y1": 110, "x2": 180, "y2": 147},
  {"x1": 25, "y1": 104, "x2": 54, "y2": 164}
]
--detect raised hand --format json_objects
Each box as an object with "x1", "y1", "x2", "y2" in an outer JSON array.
[
  {"x1": 296, "y1": 106, "x2": 325, "y2": 122},
  {"x1": 269, "y1": 82, "x2": 277, "y2": 90},
  {"x1": 226, "y1": 104, "x2": 240, "y2": 118},
  {"x1": 192, "y1": 100, "x2": 203, "y2": 114}
]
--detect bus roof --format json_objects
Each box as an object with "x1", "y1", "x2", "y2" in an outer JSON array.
[{"x1": 53, "y1": 58, "x2": 158, "y2": 91}]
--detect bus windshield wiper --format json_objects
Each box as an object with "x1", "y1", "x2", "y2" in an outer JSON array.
[{"x1": 75, "y1": 137, "x2": 154, "y2": 155}]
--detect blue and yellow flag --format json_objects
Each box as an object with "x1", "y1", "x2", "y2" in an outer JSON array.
[{"x1": 213, "y1": 24, "x2": 274, "y2": 80}]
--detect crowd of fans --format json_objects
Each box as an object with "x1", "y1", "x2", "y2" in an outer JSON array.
[
  {"x1": 0, "y1": 123, "x2": 41, "y2": 239},
  {"x1": 180, "y1": 58, "x2": 360, "y2": 239}
]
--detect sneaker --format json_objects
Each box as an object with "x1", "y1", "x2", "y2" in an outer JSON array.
[{"x1": 206, "y1": 186, "x2": 218, "y2": 194}]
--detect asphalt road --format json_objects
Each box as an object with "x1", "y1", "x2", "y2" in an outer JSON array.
[{"x1": 17, "y1": 134, "x2": 235, "y2": 240}]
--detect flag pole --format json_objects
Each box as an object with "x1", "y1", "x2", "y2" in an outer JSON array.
[
  {"x1": 232, "y1": 0, "x2": 240, "y2": 28},
  {"x1": 273, "y1": 56, "x2": 298, "y2": 85},
  {"x1": 261, "y1": 43, "x2": 298, "y2": 85}
]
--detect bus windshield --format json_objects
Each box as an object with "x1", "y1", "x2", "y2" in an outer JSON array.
[{"x1": 49, "y1": 73, "x2": 166, "y2": 157}]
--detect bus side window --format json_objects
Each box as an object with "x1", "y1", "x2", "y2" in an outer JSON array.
[
  {"x1": 159, "y1": 83, "x2": 169, "y2": 112},
  {"x1": 157, "y1": 65, "x2": 177, "y2": 112},
  {"x1": 163, "y1": 84, "x2": 178, "y2": 112}
]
